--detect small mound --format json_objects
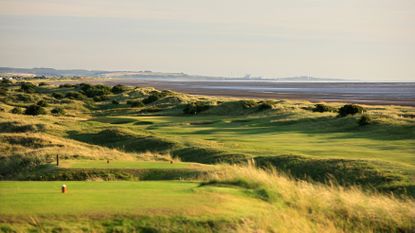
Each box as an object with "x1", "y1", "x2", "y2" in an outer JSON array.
[
  {"x1": 134, "y1": 121, "x2": 154, "y2": 125},
  {"x1": 1, "y1": 135, "x2": 55, "y2": 148},
  {"x1": 70, "y1": 129, "x2": 177, "y2": 153},
  {"x1": 0, "y1": 121, "x2": 46, "y2": 133},
  {"x1": 189, "y1": 121, "x2": 218, "y2": 126}
]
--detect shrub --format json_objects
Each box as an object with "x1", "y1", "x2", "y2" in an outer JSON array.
[
  {"x1": 59, "y1": 84, "x2": 74, "y2": 88},
  {"x1": 0, "y1": 87, "x2": 7, "y2": 96},
  {"x1": 36, "y1": 100, "x2": 48, "y2": 107},
  {"x1": 128, "y1": 100, "x2": 144, "y2": 107},
  {"x1": 241, "y1": 100, "x2": 258, "y2": 109},
  {"x1": 38, "y1": 82, "x2": 48, "y2": 86},
  {"x1": 52, "y1": 92, "x2": 64, "y2": 99},
  {"x1": 142, "y1": 94, "x2": 160, "y2": 104},
  {"x1": 24, "y1": 105, "x2": 46, "y2": 115},
  {"x1": 0, "y1": 79, "x2": 12, "y2": 86},
  {"x1": 112, "y1": 100, "x2": 120, "y2": 105},
  {"x1": 257, "y1": 102, "x2": 273, "y2": 111},
  {"x1": 111, "y1": 84, "x2": 127, "y2": 94},
  {"x1": 80, "y1": 84, "x2": 111, "y2": 98},
  {"x1": 338, "y1": 104, "x2": 365, "y2": 117},
  {"x1": 51, "y1": 107, "x2": 65, "y2": 115},
  {"x1": 20, "y1": 82, "x2": 36, "y2": 93},
  {"x1": 183, "y1": 102, "x2": 211, "y2": 115},
  {"x1": 312, "y1": 104, "x2": 337, "y2": 113},
  {"x1": 358, "y1": 114, "x2": 372, "y2": 126},
  {"x1": 65, "y1": 92, "x2": 85, "y2": 100},
  {"x1": 15, "y1": 93, "x2": 33, "y2": 102},
  {"x1": 10, "y1": 107, "x2": 23, "y2": 114},
  {"x1": 93, "y1": 95, "x2": 109, "y2": 102}
]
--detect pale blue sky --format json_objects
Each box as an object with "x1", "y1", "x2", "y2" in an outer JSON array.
[{"x1": 0, "y1": 0, "x2": 414, "y2": 81}]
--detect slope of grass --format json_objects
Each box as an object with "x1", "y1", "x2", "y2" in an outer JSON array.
[{"x1": 1, "y1": 165, "x2": 414, "y2": 233}]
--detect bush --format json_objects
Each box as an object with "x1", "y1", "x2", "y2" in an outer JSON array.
[
  {"x1": 36, "y1": 100, "x2": 48, "y2": 107},
  {"x1": 312, "y1": 104, "x2": 337, "y2": 113},
  {"x1": 80, "y1": 84, "x2": 111, "y2": 98},
  {"x1": 10, "y1": 107, "x2": 23, "y2": 114},
  {"x1": 142, "y1": 94, "x2": 160, "y2": 105},
  {"x1": 52, "y1": 92, "x2": 64, "y2": 99},
  {"x1": 358, "y1": 114, "x2": 372, "y2": 126},
  {"x1": 128, "y1": 100, "x2": 144, "y2": 107},
  {"x1": 15, "y1": 93, "x2": 33, "y2": 102},
  {"x1": 20, "y1": 82, "x2": 36, "y2": 93},
  {"x1": 93, "y1": 95, "x2": 109, "y2": 102},
  {"x1": 38, "y1": 82, "x2": 48, "y2": 86},
  {"x1": 51, "y1": 107, "x2": 65, "y2": 115},
  {"x1": 183, "y1": 102, "x2": 211, "y2": 115},
  {"x1": 112, "y1": 100, "x2": 120, "y2": 105},
  {"x1": 24, "y1": 105, "x2": 46, "y2": 115},
  {"x1": 111, "y1": 84, "x2": 127, "y2": 94},
  {"x1": 338, "y1": 104, "x2": 365, "y2": 117},
  {"x1": 59, "y1": 84, "x2": 74, "y2": 88},
  {"x1": 65, "y1": 92, "x2": 85, "y2": 100},
  {"x1": 241, "y1": 100, "x2": 258, "y2": 109},
  {"x1": 257, "y1": 102, "x2": 273, "y2": 111},
  {"x1": 1, "y1": 79, "x2": 12, "y2": 86}
]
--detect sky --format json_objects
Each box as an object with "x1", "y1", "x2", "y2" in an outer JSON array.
[{"x1": 0, "y1": 0, "x2": 414, "y2": 81}]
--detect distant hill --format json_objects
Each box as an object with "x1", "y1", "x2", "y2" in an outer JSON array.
[
  {"x1": 0, "y1": 67, "x2": 109, "y2": 77},
  {"x1": 0, "y1": 67, "x2": 350, "y2": 82}
]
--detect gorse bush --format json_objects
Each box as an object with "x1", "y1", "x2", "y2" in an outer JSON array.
[
  {"x1": 19, "y1": 82, "x2": 36, "y2": 93},
  {"x1": 36, "y1": 100, "x2": 48, "y2": 107},
  {"x1": 183, "y1": 102, "x2": 212, "y2": 115},
  {"x1": 51, "y1": 92, "x2": 64, "y2": 99},
  {"x1": 338, "y1": 104, "x2": 365, "y2": 117},
  {"x1": 24, "y1": 105, "x2": 46, "y2": 115},
  {"x1": 51, "y1": 107, "x2": 65, "y2": 115},
  {"x1": 128, "y1": 101, "x2": 144, "y2": 107},
  {"x1": 358, "y1": 114, "x2": 372, "y2": 126},
  {"x1": 15, "y1": 93, "x2": 33, "y2": 102},
  {"x1": 93, "y1": 95, "x2": 109, "y2": 102},
  {"x1": 59, "y1": 84, "x2": 75, "y2": 88},
  {"x1": 312, "y1": 104, "x2": 337, "y2": 113},
  {"x1": 10, "y1": 107, "x2": 23, "y2": 114},
  {"x1": 257, "y1": 101, "x2": 273, "y2": 111},
  {"x1": 241, "y1": 100, "x2": 258, "y2": 109},
  {"x1": 65, "y1": 92, "x2": 85, "y2": 100},
  {"x1": 111, "y1": 84, "x2": 127, "y2": 94},
  {"x1": 79, "y1": 83, "x2": 111, "y2": 98},
  {"x1": 142, "y1": 94, "x2": 160, "y2": 104}
]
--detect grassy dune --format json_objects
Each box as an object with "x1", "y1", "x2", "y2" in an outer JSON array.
[{"x1": 1, "y1": 80, "x2": 414, "y2": 232}]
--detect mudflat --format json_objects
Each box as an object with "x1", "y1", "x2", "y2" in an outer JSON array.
[{"x1": 56, "y1": 78, "x2": 415, "y2": 106}]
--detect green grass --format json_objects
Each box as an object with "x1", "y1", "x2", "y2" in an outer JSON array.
[
  {"x1": 123, "y1": 114, "x2": 415, "y2": 165},
  {"x1": 59, "y1": 160, "x2": 205, "y2": 169},
  {"x1": 0, "y1": 181, "x2": 268, "y2": 218}
]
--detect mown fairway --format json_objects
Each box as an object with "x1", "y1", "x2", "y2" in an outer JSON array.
[
  {"x1": 0, "y1": 181, "x2": 268, "y2": 217},
  {"x1": 86, "y1": 114, "x2": 415, "y2": 166}
]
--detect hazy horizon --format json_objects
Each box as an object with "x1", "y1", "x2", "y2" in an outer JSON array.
[{"x1": 0, "y1": 0, "x2": 414, "y2": 81}]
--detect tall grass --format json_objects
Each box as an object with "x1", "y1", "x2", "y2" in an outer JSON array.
[{"x1": 202, "y1": 165, "x2": 415, "y2": 233}]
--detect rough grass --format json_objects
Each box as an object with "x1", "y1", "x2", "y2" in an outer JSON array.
[{"x1": 200, "y1": 165, "x2": 415, "y2": 233}]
